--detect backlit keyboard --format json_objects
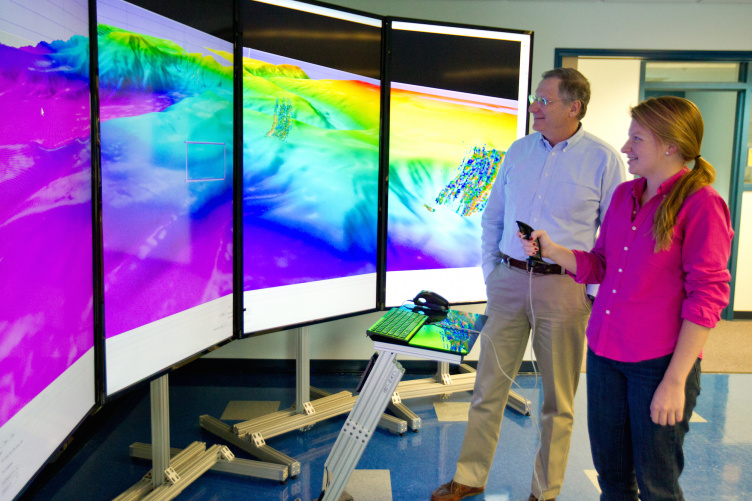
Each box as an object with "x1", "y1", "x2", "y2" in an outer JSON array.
[{"x1": 366, "y1": 308, "x2": 427, "y2": 343}]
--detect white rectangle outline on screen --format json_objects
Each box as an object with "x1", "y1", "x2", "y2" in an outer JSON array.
[
  {"x1": 385, "y1": 267, "x2": 487, "y2": 308},
  {"x1": 106, "y1": 294, "x2": 233, "y2": 395},
  {"x1": 0, "y1": 349, "x2": 94, "y2": 501},
  {"x1": 244, "y1": 273, "x2": 377, "y2": 333}
]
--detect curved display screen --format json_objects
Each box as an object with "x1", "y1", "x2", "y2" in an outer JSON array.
[
  {"x1": 385, "y1": 20, "x2": 532, "y2": 306},
  {"x1": 0, "y1": 0, "x2": 95, "y2": 496},
  {"x1": 241, "y1": 0, "x2": 382, "y2": 333},
  {"x1": 97, "y1": 0, "x2": 235, "y2": 395}
]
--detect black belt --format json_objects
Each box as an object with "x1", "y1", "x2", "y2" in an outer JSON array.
[{"x1": 501, "y1": 253, "x2": 565, "y2": 275}]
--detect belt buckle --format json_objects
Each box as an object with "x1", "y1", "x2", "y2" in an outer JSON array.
[
  {"x1": 525, "y1": 259, "x2": 535, "y2": 274},
  {"x1": 527, "y1": 259, "x2": 547, "y2": 275}
]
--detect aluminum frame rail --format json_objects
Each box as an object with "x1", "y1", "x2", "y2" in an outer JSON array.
[
  {"x1": 128, "y1": 442, "x2": 289, "y2": 483},
  {"x1": 391, "y1": 364, "x2": 532, "y2": 417},
  {"x1": 113, "y1": 442, "x2": 229, "y2": 501},
  {"x1": 318, "y1": 351, "x2": 405, "y2": 501}
]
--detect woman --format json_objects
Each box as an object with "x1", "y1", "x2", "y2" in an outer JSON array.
[{"x1": 520, "y1": 96, "x2": 733, "y2": 500}]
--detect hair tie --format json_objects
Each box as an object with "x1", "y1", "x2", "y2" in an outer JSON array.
[{"x1": 695, "y1": 154, "x2": 701, "y2": 160}]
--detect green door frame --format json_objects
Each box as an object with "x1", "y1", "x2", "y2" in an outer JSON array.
[{"x1": 555, "y1": 49, "x2": 752, "y2": 320}]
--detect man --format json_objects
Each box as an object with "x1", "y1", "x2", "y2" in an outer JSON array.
[{"x1": 431, "y1": 68, "x2": 626, "y2": 501}]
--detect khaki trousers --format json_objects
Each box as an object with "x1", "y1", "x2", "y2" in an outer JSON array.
[{"x1": 453, "y1": 262, "x2": 591, "y2": 499}]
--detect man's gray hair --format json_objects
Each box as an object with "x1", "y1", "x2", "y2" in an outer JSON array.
[{"x1": 542, "y1": 68, "x2": 590, "y2": 120}]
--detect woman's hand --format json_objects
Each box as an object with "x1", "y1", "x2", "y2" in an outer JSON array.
[
  {"x1": 518, "y1": 229, "x2": 553, "y2": 259},
  {"x1": 517, "y1": 229, "x2": 578, "y2": 274},
  {"x1": 650, "y1": 379, "x2": 686, "y2": 426}
]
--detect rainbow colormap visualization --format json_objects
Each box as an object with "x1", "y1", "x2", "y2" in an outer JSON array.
[
  {"x1": 387, "y1": 79, "x2": 519, "y2": 273},
  {"x1": 0, "y1": 1, "x2": 96, "y2": 496},
  {"x1": 97, "y1": 0, "x2": 234, "y2": 395},
  {"x1": 97, "y1": 21, "x2": 234, "y2": 340},
  {"x1": 241, "y1": 53, "x2": 380, "y2": 291},
  {"x1": 0, "y1": 17, "x2": 94, "y2": 429},
  {"x1": 384, "y1": 21, "x2": 531, "y2": 304}
]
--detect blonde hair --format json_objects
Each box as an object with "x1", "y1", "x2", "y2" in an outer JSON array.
[{"x1": 630, "y1": 96, "x2": 716, "y2": 251}]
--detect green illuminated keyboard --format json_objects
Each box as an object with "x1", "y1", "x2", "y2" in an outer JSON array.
[{"x1": 366, "y1": 308, "x2": 427, "y2": 343}]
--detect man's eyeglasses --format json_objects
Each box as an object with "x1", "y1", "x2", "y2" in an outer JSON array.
[{"x1": 528, "y1": 95, "x2": 561, "y2": 107}]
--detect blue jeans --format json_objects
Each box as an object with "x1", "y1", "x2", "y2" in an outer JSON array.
[{"x1": 586, "y1": 348, "x2": 701, "y2": 501}]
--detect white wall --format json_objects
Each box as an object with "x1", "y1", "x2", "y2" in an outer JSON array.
[
  {"x1": 577, "y1": 58, "x2": 641, "y2": 166},
  {"x1": 735, "y1": 192, "x2": 752, "y2": 311},
  {"x1": 208, "y1": 0, "x2": 752, "y2": 361}
]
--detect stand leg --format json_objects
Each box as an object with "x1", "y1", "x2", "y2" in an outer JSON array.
[
  {"x1": 150, "y1": 375, "x2": 170, "y2": 488},
  {"x1": 318, "y1": 351, "x2": 405, "y2": 501},
  {"x1": 296, "y1": 326, "x2": 310, "y2": 415},
  {"x1": 435, "y1": 361, "x2": 449, "y2": 382}
]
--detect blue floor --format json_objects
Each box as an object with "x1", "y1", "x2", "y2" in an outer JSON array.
[{"x1": 27, "y1": 370, "x2": 752, "y2": 500}]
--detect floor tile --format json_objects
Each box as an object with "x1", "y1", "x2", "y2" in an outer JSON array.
[{"x1": 433, "y1": 401, "x2": 471, "y2": 422}]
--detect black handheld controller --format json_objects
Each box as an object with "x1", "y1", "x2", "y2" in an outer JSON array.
[{"x1": 516, "y1": 220, "x2": 546, "y2": 266}]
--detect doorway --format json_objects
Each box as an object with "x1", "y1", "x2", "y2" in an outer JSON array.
[{"x1": 555, "y1": 50, "x2": 752, "y2": 319}]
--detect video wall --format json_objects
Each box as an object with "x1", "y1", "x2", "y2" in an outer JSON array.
[
  {"x1": 0, "y1": 0, "x2": 96, "y2": 496},
  {"x1": 0, "y1": 0, "x2": 532, "y2": 496},
  {"x1": 385, "y1": 20, "x2": 532, "y2": 306},
  {"x1": 96, "y1": 0, "x2": 235, "y2": 395},
  {"x1": 241, "y1": 0, "x2": 383, "y2": 332}
]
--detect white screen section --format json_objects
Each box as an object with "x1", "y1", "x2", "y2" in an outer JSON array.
[
  {"x1": 244, "y1": 274, "x2": 377, "y2": 333},
  {"x1": 106, "y1": 295, "x2": 232, "y2": 395},
  {"x1": 0, "y1": 350, "x2": 94, "y2": 501},
  {"x1": 385, "y1": 268, "x2": 486, "y2": 308}
]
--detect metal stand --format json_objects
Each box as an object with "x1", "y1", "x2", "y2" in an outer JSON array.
[
  {"x1": 115, "y1": 375, "x2": 258, "y2": 501},
  {"x1": 318, "y1": 350, "x2": 405, "y2": 501},
  {"x1": 201, "y1": 327, "x2": 408, "y2": 480},
  {"x1": 389, "y1": 362, "x2": 531, "y2": 431},
  {"x1": 318, "y1": 322, "x2": 528, "y2": 501}
]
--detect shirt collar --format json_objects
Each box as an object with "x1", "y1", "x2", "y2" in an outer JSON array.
[
  {"x1": 539, "y1": 123, "x2": 584, "y2": 151},
  {"x1": 632, "y1": 166, "x2": 691, "y2": 201}
]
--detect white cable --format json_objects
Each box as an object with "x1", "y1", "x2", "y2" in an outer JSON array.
[
  {"x1": 528, "y1": 269, "x2": 544, "y2": 499},
  {"x1": 478, "y1": 267, "x2": 545, "y2": 499}
]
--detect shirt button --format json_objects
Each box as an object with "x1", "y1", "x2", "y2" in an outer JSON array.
[
  {"x1": 632, "y1": 226, "x2": 637, "y2": 230},
  {"x1": 538, "y1": 195, "x2": 541, "y2": 199},
  {"x1": 624, "y1": 246, "x2": 628, "y2": 251},
  {"x1": 618, "y1": 268, "x2": 623, "y2": 272},
  {"x1": 612, "y1": 289, "x2": 617, "y2": 293},
  {"x1": 551, "y1": 152, "x2": 556, "y2": 156},
  {"x1": 606, "y1": 310, "x2": 611, "y2": 315}
]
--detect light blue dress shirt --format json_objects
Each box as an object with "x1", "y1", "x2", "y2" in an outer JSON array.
[{"x1": 480, "y1": 126, "x2": 626, "y2": 292}]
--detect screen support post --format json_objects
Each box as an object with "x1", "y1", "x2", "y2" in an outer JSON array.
[
  {"x1": 296, "y1": 326, "x2": 311, "y2": 416},
  {"x1": 151, "y1": 376, "x2": 170, "y2": 489}
]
